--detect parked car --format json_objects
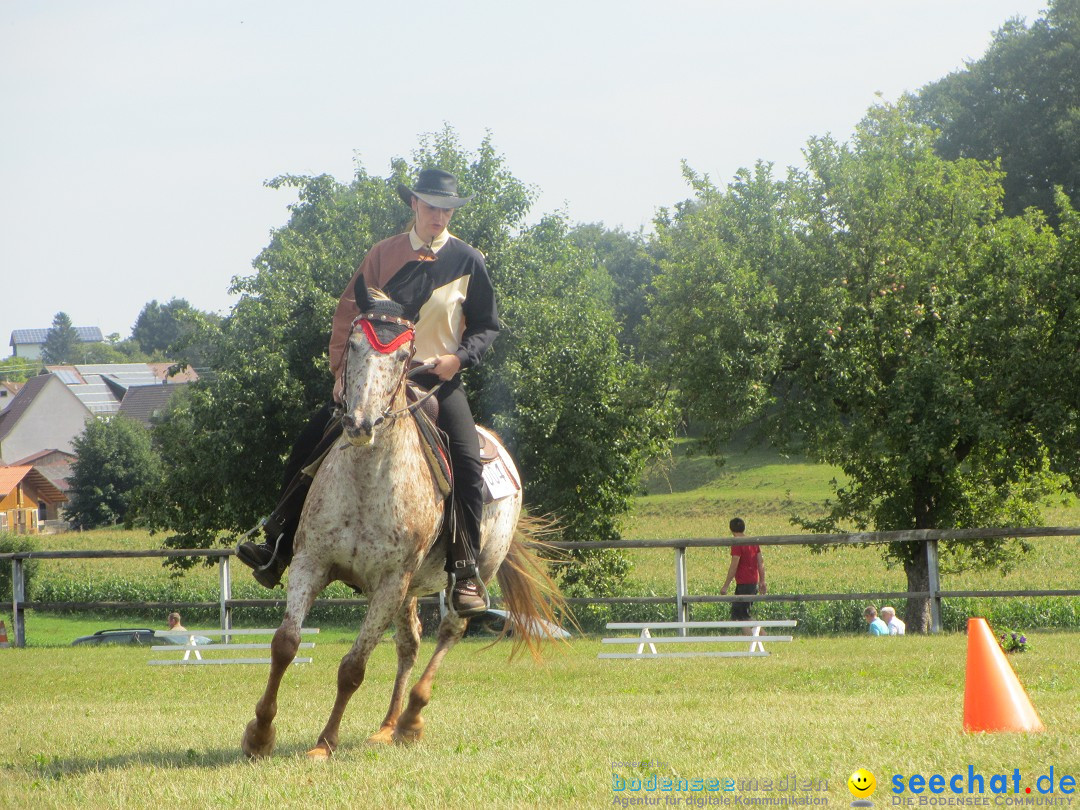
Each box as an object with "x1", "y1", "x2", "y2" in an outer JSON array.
[
  {"x1": 71, "y1": 628, "x2": 211, "y2": 646},
  {"x1": 463, "y1": 609, "x2": 571, "y2": 640}
]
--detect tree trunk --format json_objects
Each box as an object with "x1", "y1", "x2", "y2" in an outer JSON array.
[{"x1": 902, "y1": 552, "x2": 931, "y2": 633}]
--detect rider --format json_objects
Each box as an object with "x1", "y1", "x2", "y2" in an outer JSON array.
[{"x1": 237, "y1": 168, "x2": 499, "y2": 617}]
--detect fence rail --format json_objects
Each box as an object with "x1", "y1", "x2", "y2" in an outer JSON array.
[{"x1": 4, "y1": 527, "x2": 1080, "y2": 647}]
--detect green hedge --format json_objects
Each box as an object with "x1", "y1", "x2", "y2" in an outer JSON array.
[
  {"x1": 23, "y1": 564, "x2": 1080, "y2": 635},
  {"x1": 0, "y1": 533, "x2": 38, "y2": 600},
  {"x1": 566, "y1": 587, "x2": 1080, "y2": 635}
]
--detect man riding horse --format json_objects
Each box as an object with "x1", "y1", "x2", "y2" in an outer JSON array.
[{"x1": 237, "y1": 168, "x2": 497, "y2": 617}]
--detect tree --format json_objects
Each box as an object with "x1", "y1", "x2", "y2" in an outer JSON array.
[
  {"x1": 0, "y1": 356, "x2": 40, "y2": 382},
  {"x1": 913, "y1": 0, "x2": 1080, "y2": 219},
  {"x1": 650, "y1": 102, "x2": 1080, "y2": 631},
  {"x1": 487, "y1": 214, "x2": 674, "y2": 594},
  {"x1": 569, "y1": 224, "x2": 658, "y2": 355},
  {"x1": 131, "y1": 298, "x2": 198, "y2": 356},
  {"x1": 41, "y1": 312, "x2": 80, "y2": 364},
  {"x1": 66, "y1": 415, "x2": 162, "y2": 529},
  {"x1": 143, "y1": 128, "x2": 670, "y2": 592}
]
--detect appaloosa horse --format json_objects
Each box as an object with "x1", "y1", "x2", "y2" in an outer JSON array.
[{"x1": 241, "y1": 278, "x2": 565, "y2": 760}]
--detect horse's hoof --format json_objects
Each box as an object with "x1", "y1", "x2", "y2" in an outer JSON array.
[
  {"x1": 241, "y1": 719, "x2": 276, "y2": 759},
  {"x1": 393, "y1": 721, "x2": 424, "y2": 745},
  {"x1": 367, "y1": 727, "x2": 395, "y2": 745},
  {"x1": 306, "y1": 742, "x2": 334, "y2": 760}
]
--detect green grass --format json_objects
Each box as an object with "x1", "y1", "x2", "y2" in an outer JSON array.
[
  {"x1": 617, "y1": 438, "x2": 1080, "y2": 628},
  {"x1": 1, "y1": 633, "x2": 1077, "y2": 808}
]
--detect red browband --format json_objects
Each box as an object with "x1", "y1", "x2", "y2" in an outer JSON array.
[{"x1": 355, "y1": 316, "x2": 414, "y2": 354}]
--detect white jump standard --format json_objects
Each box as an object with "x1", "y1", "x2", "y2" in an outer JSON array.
[
  {"x1": 148, "y1": 628, "x2": 319, "y2": 666},
  {"x1": 599, "y1": 620, "x2": 797, "y2": 659}
]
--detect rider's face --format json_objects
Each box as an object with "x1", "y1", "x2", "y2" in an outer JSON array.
[{"x1": 411, "y1": 197, "x2": 454, "y2": 244}]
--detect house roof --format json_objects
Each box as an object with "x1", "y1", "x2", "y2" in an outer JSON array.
[
  {"x1": 0, "y1": 373, "x2": 56, "y2": 443},
  {"x1": 9, "y1": 449, "x2": 76, "y2": 493},
  {"x1": 147, "y1": 362, "x2": 199, "y2": 383},
  {"x1": 46, "y1": 363, "x2": 162, "y2": 415},
  {"x1": 10, "y1": 448, "x2": 76, "y2": 466},
  {"x1": 0, "y1": 465, "x2": 67, "y2": 503},
  {"x1": 10, "y1": 327, "x2": 104, "y2": 346},
  {"x1": 119, "y1": 383, "x2": 188, "y2": 425}
]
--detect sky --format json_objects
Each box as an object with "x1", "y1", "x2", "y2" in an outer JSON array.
[{"x1": 0, "y1": 0, "x2": 1050, "y2": 349}]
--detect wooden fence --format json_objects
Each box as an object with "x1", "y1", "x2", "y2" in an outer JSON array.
[{"x1": 4, "y1": 527, "x2": 1080, "y2": 648}]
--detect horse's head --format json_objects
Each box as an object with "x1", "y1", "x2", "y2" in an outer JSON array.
[{"x1": 340, "y1": 276, "x2": 415, "y2": 445}]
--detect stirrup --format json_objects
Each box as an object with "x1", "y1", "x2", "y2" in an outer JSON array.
[
  {"x1": 447, "y1": 571, "x2": 490, "y2": 617},
  {"x1": 239, "y1": 518, "x2": 285, "y2": 572}
]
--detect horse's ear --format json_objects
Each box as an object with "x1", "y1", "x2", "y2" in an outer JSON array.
[{"x1": 353, "y1": 274, "x2": 373, "y2": 312}]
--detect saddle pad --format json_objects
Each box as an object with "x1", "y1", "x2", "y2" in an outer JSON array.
[{"x1": 476, "y1": 425, "x2": 521, "y2": 503}]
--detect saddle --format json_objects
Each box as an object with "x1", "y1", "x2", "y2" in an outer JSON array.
[{"x1": 404, "y1": 382, "x2": 518, "y2": 503}]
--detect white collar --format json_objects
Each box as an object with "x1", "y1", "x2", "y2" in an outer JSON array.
[{"x1": 408, "y1": 227, "x2": 451, "y2": 254}]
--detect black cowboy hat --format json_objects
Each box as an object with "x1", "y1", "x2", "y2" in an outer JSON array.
[{"x1": 396, "y1": 168, "x2": 474, "y2": 209}]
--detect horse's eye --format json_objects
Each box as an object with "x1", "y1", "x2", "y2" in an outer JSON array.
[{"x1": 396, "y1": 349, "x2": 410, "y2": 362}]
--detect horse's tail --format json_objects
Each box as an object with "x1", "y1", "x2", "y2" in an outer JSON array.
[{"x1": 495, "y1": 515, "x2": 575, "y2": 662}]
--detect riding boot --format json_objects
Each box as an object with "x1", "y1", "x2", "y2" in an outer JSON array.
[
  {"x1": 447, "y1": 475, "x2": 488, "y2": 617},
  {"x1": 237, "y1": 405, "x2": 341, "y2": 588},
  {"x1": 236, "y1": 474, "x2": 311, "y2": 588}
]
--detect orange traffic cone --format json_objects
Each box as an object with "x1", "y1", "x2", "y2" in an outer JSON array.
[
  {"x1": 0, "y1": 620, "x2": 9, "y2": 648},
  {"x1": 963, "y1": 617, "x2": 1043, "y2": 733}
]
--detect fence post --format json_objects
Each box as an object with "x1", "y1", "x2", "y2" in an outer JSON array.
[
  {"x1": 219, "y1": 554, "x2": 232, "y2": 643},
  {"x1": 926, "y1": 538, "x2": 942, "y2": 633},
  {"x1": 674, "y1": 546, "x2": 688, "y2": 636},
  {"x1": 12, "y1": 558, "x2": 26, "y2": 648}
]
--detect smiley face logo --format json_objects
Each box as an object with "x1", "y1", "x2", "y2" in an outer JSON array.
[{"x1": 848, "y1": 769, "x2": 876, "y2": 799}]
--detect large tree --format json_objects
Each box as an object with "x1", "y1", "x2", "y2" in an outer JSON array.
[
  {"x1": 650, "y1": 102, "x2": 1080, "y2": 631},
  {"x1": 41, "y1": 312, "x2": 80, "y2": 364},
  {"x1": 143, "y1": 128, "x2": 668, "y2": 591},
  {"x1": 67, "y1": 415, "x2": 162, "y2": 529},
  {"x1": 913, "y1": 0, "x2": 1080, "y2": 219}
]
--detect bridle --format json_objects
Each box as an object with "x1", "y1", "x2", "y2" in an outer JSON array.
[{"x1": 342, "y1": 311, "x2": 443, "y2": 428}]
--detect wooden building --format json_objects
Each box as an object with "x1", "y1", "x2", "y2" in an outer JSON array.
[{"x1": 0, "y1": 465, "x2": 67, "y2": 534}]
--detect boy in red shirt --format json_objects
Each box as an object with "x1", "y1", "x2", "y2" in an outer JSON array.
[{"x1": 720, "y1": 517, "x2": 767, "y2": 633}]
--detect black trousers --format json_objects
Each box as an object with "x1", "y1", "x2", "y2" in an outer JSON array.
[{"x1": 279, "y1": 375, "x2": 484, "y2": 558}]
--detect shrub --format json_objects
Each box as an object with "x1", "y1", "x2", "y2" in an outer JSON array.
[{"x1": 0, "y1": 533, "x2": 38, "y2": 600}]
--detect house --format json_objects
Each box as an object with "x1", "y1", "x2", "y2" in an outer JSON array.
[
  {"x1": 46, "y1": 363, "x2": 197, "y2": 416},
  {"x1": 0, "y1": 381, "x2": 22, "y2": 413},
  {"x1": 9, "y1": 326, "x2": 104, "y2": 360},
  {"x1": 119, "y1": 382, "x2": 190, "y2": 426},
  {"x1": 10, "y1": 449, "x2": 76, "y2": 500},
  {"x1": 0, "y1": 374, "x2": 92, "y2": 465},
  {"x1": 0, "y1": 464, "x2": 67, "y2": 533}
]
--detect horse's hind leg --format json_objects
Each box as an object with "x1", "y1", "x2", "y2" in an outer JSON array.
[
  {"x1": 393, "y1": 611, "x2": 467, "y2": 743},
  {"x1": 368, "y1": 596, "x2": 422, "y2": 745},
  {"x1": 241, "y1": 572, "x2": 326, "y2": 759},
  {"x1": 307, "y1": 577, "x2": 411, "y2": 760}
]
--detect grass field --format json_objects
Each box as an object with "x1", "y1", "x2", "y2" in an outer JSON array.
[
  {"x1": 2, "y1": 442, "x2": 1078, "y2": 808},
  {"x1": 2, "y1": 631, "x2": 1077, "y2": 809},
  {"x1": 5, "y1": 438, "x2": 1080, "y2": 642}
]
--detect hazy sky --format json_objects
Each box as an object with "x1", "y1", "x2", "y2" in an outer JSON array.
[{"x1": 1, "y1": 0, "x2": 1049, "y2": 348}]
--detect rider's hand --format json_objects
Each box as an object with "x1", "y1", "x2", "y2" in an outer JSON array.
[
  {"x1": 428, "y1": 354, "x2": 462, "y2": 381},
  {"x1": 332, "y1": 375, "x2": 344, "y2": 404}
]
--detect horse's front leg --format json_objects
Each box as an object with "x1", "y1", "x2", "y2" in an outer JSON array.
[
  {"x1": 368, "y1": 596, "x2": 422, "y2": 744},
  {"x1": 393, "y1": 609, "x2": 467, "y2": 743},
  {"x1": 307, "y1": 576, "x2": 411, "y2": 759},
  {"x1": 241, "y1": 573, "x2": 325, "y2": 759}
]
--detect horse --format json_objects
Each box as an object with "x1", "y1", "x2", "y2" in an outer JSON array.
[{"x1": 241, "y1": 277, "x2": 566, "y2": 760}]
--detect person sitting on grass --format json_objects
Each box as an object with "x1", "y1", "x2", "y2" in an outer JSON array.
[
  {"x1": 880, "y1": 605, "x2": 905, "y2": 635},
  {"x1": 863, "y1": 605, "x2": 889, "y2": 636}
]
